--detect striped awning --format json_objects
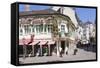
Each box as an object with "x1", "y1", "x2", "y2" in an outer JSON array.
[
  {"x1": 19, "y1": 40, "x2": 24, "y2": 45},
  {"x1": 19, "y1": 38, "x2": 55, "y2": 46},
  {"x1": 19, "y1": 39, "x2": 31, "y2": 45}
]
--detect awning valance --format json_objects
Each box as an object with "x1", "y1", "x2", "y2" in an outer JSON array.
[
  {"x1": 19, "y1": 39, "x2": 31, "y2": 45},
  {"x1": 38, "y1": 41, "x2": 48, "y2": 45},
  {"x1": 29, "y1": 41, "x2": 39, "y2": 45},
  {"x1": 48, "y1": 41, "x2": 55, "y2": 45},
  {"x1": 19, "y1": 40, "x2": 55, "y2": 46},
  {"x1": 19, "y1": 40, "x2": 24, "y2": 45}
]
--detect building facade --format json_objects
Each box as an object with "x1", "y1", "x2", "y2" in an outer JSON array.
[
  {"x1": 80, "y1": 21, "x2": 96, "y2": 44},
  {"x1": 19, "y1": 7, "x2": 78, "y2": 57}
]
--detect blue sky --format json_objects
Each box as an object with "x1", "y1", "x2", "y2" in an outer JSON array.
[
  {"x1": 75, "y1": 8, "x2": 96, "y2": 23},
  {"x1": 19, "y1": 4, "x2": 50, "y2": 11},
  {"x1": 19, "y1": 4, "x2": 96, "y2": 23}
]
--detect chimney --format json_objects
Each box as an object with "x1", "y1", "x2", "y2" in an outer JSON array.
[{"x1": 24, "y1": 5, "x2": 30, "y2": 11}]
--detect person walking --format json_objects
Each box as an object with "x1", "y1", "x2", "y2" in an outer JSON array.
[
  {"x1": 65, "y1": 46, "x2": 68, "y2": 55},
  {"x1": 59, "y1": 47, "x2": 63, "y2": 57}
]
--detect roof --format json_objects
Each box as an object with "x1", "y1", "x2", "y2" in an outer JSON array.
[
  {"x1": 85, "y1": 21, "x2": 93, "y2": 24},
  {"x1": 19, "y1": 9, "x2": 59, "y2": 16},
  {"x1": 19, "y1": 9, "x2": 76, "y2": 28}
]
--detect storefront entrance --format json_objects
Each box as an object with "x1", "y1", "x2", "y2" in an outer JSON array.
[{"x1": 61, "y1": 41, "x2": 65, "y2": 54}]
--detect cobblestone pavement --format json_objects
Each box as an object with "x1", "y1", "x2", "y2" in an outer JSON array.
[{"x1": 19, "y1": 47, "x2": 96, "y2": 64}]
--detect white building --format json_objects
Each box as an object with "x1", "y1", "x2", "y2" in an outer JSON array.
[
  {"x1": 19, "y1": 7, "x2": 78, "y2": 57},
  {"x1": 52, "y1": 7, "x2": 79, "y2": 55},
  {"x1": 82, "y1": 21, "x2": 95, "y2": 44},
  {"x1": 52, "y1": 7, "x2": 78, "y2": 27},
  {"x1": 76, "y1": 25, "x2": 83, "y2": 41}
]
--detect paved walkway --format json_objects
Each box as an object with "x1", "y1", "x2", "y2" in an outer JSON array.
[{"x1": 19, "y1": 48, "x2": 96, "y2": 64}]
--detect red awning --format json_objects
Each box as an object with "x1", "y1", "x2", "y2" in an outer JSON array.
[
  {"x1": 19, "y1": 40, "x2": 24, "y2": 45},
  {"x1": 19, "y1": 39, "x2": 31, "y2": 45},
  {"x1": 19, "y1": 34, "x2": 34, "y2": 45}
]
